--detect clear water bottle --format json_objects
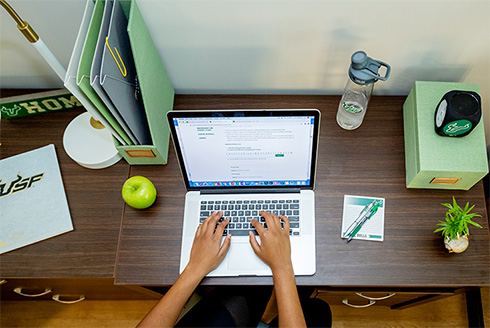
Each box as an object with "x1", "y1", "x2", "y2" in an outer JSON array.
[{"x1": 337, "y1": 51, "x2": 391, "y2": 130}]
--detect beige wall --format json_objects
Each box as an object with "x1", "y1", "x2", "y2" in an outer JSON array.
[{"x1": 1, "y1": 0, "x2": 489, "y2": 144}]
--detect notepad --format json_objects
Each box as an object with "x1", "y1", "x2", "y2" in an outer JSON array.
[
  {"x1": 341, "y1": 195, "x2": 385, "y2": 242},
  {"x1": 0, "y1": 145, "x2": 73, "y2": 254}
]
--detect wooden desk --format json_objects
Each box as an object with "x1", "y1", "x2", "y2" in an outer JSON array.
[
  {"x1": 115, "y1": 95, "x2": 490, "y2": 291},
  {"x1": 0, "y1": 93, "x2": 157, "y2": 300},
  {"x1": 1, "y1": 93, "x2": 488, "y2": 307},
  {"x1": 0, "y1": 107, "x2": 129, "y2": 278}
]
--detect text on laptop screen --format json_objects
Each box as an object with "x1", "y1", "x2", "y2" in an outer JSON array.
[{"x1": 172, "y1": 115, "x2": 316, "y2": 188}]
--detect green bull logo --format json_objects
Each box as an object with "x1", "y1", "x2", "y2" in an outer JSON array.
[{"x1": 443, "y1": 120, "x2": 472, "y2": 136}]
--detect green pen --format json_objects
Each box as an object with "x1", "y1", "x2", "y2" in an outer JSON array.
[{"x1": 344, "y1": 200, "x2": 381, "y2": 242}]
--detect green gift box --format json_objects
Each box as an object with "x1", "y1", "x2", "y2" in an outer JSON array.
[{"x1": 403, "y1": 81, "x2": 488, "y2": 190}]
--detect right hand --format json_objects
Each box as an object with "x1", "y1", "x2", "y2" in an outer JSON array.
[{"x1": 249, "y1": 211, "x2": 292, "y2": 272}]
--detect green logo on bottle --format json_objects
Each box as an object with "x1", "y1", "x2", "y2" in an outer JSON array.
[
  {"x1": 443, "y1": 120, "x2": 472, "y2": 136},
  {"x1": 342, "y1": 102, "x2": 363, "y2": 114}
]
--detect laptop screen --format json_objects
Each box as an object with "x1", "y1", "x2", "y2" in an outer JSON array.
[{"x1": 167, "y1": 110, "x2": 320, "y2": 190}]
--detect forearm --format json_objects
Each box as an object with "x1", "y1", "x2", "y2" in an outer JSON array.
[
  {"x1": 272, "y1": 265, "x2": 306, "y2": 328},
  {"x1": 137, "y1": 268, "x2": 203, "y2": 328}
]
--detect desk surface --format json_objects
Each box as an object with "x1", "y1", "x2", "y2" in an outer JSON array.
[
  {"x1": 1, "y1": 93, "x2": 488, "y2": 287},
  {"x1": 115, "y1": 95, "x2": 489, "y2": 287},
  {"x1": 0, "y1": 103, "x2": 129, "y2": 278}
]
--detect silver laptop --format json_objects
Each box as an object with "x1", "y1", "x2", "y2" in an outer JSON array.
[{"x1": 167, "y1": 109, "x2": 320, "y2": 276}]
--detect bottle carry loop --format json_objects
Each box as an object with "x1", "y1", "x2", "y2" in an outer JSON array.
[
  {"x1": 366, "y1": 60, "x2": 391, "y2": 81},
  {"x1": 349, "y1": 51, "x2": 391, "y2": 85}
]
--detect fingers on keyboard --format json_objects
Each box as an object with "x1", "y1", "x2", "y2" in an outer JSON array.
[{"x1": 200, "y1": 199, "x2": 300, "y2": 236}]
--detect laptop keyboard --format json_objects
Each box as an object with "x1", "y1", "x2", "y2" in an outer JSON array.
[{"x1": 199, "y1": 199, "x2": 300, "y2": 236}]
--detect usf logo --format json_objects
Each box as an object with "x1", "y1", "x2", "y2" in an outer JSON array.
[
  {"x1": 0, "y1": 173, "x2": 45, "y2": 197},
  {"x1": 444, "y1": 120, "x2": 472, "y2": 136},
  {"x1": 1, "y1": 104, "x2": 22, "y2": 117}
]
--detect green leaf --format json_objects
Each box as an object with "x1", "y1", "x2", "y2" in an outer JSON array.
[
  {"x1": 441, "y1": 202, "x2": 451, "y2": 209},
  {"x1": 467, "y1": 219, "x2": 482, "y2": 229},
  {"x1": 434, "y1": 197, "x2": 482, "y2": 237}
]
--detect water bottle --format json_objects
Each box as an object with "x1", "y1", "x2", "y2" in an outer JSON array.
[{"x1": 336, "y1": 51, "x2": 391, "y2": 130}]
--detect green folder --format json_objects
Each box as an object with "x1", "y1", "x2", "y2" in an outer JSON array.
[
  {"x1": 77, "y1": 0, "x2": 133, "y2": 146},
  {"x1": 114, "y1": 0, "x2": 175, "y2": 164}
]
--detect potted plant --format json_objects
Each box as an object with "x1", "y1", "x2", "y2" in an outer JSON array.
[{"x1": 434, "y1": 197, "x2": 482, "y2": 253}]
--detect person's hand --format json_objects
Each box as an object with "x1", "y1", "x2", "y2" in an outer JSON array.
[
  {"x1": 138, "y1": 212, "x2": 230, "y2": 328},
  {"x1": 249, "y1": 211, "x2": 292, "y2": 273},
  {"x1": 185, "y1": 211, "x2": 231, "y2": 279}
]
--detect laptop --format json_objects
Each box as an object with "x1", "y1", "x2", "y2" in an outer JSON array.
[{"x1": 167, "y1": 109, "x2": 320, "y2": 276}]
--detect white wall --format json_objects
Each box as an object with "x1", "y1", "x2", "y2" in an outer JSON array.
[{"x1": 1, "y1": 0, "x2": 489, "y2": 143}]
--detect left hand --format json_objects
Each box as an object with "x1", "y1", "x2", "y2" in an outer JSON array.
[{"x1": 184, "y1": 211, "x2": 231, "y2": 279}]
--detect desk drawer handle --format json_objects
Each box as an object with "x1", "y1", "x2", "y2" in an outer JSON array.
[
  {"x1": 342, "y1": 299, "x2": 376, "y2": 308},
  {"x1": 14, "y1": 287, "x2": 52, "y2": 297},
  {"x1": 0, "y1": 279, "x2": 7, "y2": 285},
  {"x1": 52, "y1": 294, "x2": 85, "y2": 304},
  {"x1": 356, "y1": 292, "x2": 396, "y2": 301}
]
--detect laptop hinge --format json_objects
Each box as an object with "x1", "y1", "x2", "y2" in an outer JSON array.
[{"x1": 200, "y1": 188, "x2": 301, "y2": 195}]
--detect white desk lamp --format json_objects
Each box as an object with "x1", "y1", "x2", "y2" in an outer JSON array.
[{"x1": 1, "y1": 0, "x2": 121, "y2": 169}]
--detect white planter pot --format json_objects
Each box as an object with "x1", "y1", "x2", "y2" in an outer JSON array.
[{"x1": 444, "y1": 234, "x2": 469, "y2": 253}]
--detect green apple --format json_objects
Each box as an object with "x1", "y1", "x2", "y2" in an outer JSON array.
[{"x1": 122, "y1": 176, "x2": 157, "y2": 209}]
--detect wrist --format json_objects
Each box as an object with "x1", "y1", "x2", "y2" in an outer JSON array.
[
  {"x1": 181, "y1": 264, "x2": 207, "y2": 284},
  {"x1": 271, "y1": 262, "x2": 294, "y2": 278}
]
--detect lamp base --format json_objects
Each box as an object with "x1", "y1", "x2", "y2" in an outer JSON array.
[{"x1": 63, "y1": 112, "x2": 121, "y2": 169}]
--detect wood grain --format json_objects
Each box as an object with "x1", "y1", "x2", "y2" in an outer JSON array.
[
  {"x1": 0, "y1": 300, "x2": 158, "y2": 327},
  {"x1": 115, "y1": 95, "x2": 489, "y2": 287},
  {"x1": 0, "y1": 94, "x2": 130, "y2": 278},
  {"x1": 0, "y1": 278, "x2": 160, "y2": 300},
  {"x1": 0, "y1": 289, "x2": 481, "y2": 328}
]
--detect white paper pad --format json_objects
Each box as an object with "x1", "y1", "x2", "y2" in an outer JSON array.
[{"x1": 341, "y1": 195, "x2": 385, "y2": 242}]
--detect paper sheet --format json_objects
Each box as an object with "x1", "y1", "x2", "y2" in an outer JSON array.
[
  {"x1": 99, "y1": 0, "x2": 151, "y2": 145},
  {"x1": 64, "y1": 0, "x2": 127, "y2": 146},
  {"x1": 0, "y1": 145, "x2": 73, "y2": 254},
  {"x1": 77, "y1": 0, "x2": 133, "y2": 145}
]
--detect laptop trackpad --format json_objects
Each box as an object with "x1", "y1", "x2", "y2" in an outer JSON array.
[{"x1": 228, "y1": 242, "x2": 269, "y2": 272}]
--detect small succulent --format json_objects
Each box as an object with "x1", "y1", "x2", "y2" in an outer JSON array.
[{"x1": 434, "y1": 197, "x2": 482, "y2": 242}]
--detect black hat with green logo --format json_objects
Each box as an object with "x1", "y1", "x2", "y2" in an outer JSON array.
[{"x1": 434, "y1": 90, "x2": 481, "y2": 137}]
